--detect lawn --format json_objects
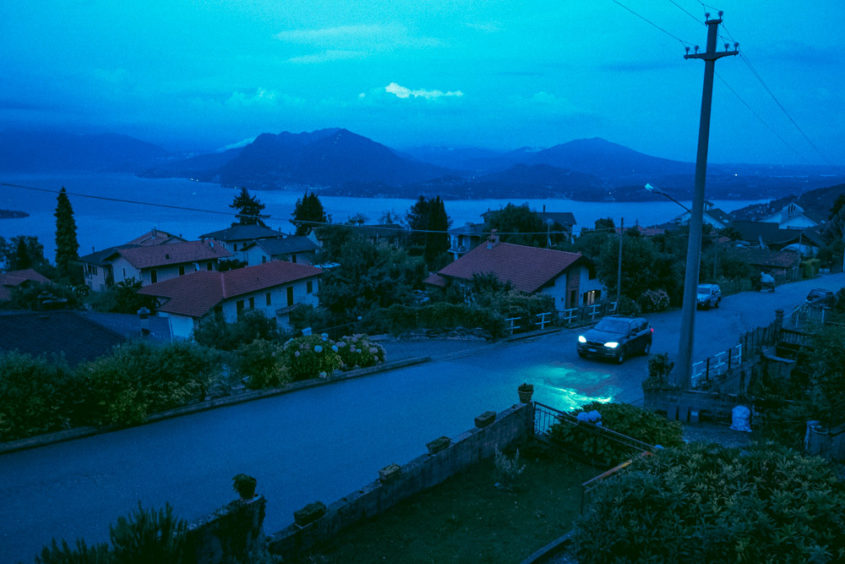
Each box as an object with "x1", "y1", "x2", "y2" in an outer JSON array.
[{"x1": 302, "y1": 442, "x2": 597, "y2": 563}]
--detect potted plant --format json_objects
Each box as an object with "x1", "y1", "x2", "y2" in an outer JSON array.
[
  {"x1": 232, "y1": 473, "x2": 257, "y2": 500},
  {"x1": 518, "y1": 382, "x2": 534, "y2": 403}
]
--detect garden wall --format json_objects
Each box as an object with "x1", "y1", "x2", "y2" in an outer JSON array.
[
  {"x1": 184, "y1": 495, "x2": 267, "y2": 564},
  {"x1": 267, "y1": 401, "x2": 533, "y2": 559}
]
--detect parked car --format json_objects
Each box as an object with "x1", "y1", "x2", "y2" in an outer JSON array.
[
  {"x1": 577, "y1": 316, "x2": 653, "y2": 364},
  {"x1": 805, "y1": 288, "x2": 835, "y2": 308},
  {"x1": 696, "y1": 284, "x2": 722, "y2": 309}
]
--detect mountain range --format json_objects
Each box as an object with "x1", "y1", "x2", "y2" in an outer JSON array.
[{"x1": 2, "y1": 127, "x2": 844, "y2": 202}]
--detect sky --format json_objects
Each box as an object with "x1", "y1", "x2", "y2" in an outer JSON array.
[{"x1": 1, "y1": 0, "x2": 843, "y2": 165}]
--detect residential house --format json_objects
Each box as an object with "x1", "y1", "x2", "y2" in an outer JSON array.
[
  {"x1": 356, "y1": 223, "x2": 408, "y2": 248},
  {"x1": 107, "y1": 240, "x2": 232, "y2": 287},
  {"x1": 242, "y1": 236, "x2": 319, "y2": 266},
  {"x1": 79, "y1": 229, "x2": 185, "y2": 292},
  {"x1": 731, "y1": 220, "x2": 823, "y2": 256},
  {"x1": 139, "y1": 261, "x2": 322, "y2": 338},
  {"x1": 424, "y1": 235, "x2": 604, "y2": 310},
  {"x1": 762, "y1": 202, "x2": 822, "y2": 230},
  {"x1": 728, "y1": 247, "x2": 802, "y2": 279},
  {"x1": 537, "y1": 211, "x2": 577, "y2": 243},
  {"x1": 676, "y1": 201, "x2": 732, "y2": 229},
  {"x1": 448, "y1": 223, "x2": 486, "y2": 261},
  {"x1": 199, "y1": 224, "x2": 282, "y2": 263},
  {"x1": 0, "y1": 269, "x2": 51, "y2": 302}
]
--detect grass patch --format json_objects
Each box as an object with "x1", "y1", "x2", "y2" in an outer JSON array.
[{"x1": 303, "y1": 443, "x2": 595, "y2": 563}]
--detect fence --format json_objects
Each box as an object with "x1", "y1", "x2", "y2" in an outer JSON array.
[
  {"x1": 533, "y1": 401, "x2": 653, "y2": 513},
  {"x1": 558, "y1": 301, "x2": 617, "y2": 328}
]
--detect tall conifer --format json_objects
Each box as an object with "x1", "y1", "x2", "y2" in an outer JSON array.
[{"x1": 54, "y1": 187, "x2": 79, "y2": 281}]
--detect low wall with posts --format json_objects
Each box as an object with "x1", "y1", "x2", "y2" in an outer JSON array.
[
  {"x1": 184, "y1": 495, "x2": 267, "y2": 564},
  {"x1": 268, "y1": 401, "x2": 533, "y2": 560}
]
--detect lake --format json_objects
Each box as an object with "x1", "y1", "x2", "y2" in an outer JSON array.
[{"x1": 1, "y1": 172, "x2": 767, "y2": 259}]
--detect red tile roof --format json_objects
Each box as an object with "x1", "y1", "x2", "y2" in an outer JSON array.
[
  {"x1": 139, "y1": 261, "x2": 322, "y2": 318},
  {"x1": 117, "y1": 240, "x2": 231, "y2": 269},
  {"x1": 432, "y1": 241, "x2": 583, "y2": 293}
]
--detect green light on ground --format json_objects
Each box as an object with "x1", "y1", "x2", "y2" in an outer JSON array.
[{"x1": 528, "y1": 363, "x2": 619, "y2": 412}]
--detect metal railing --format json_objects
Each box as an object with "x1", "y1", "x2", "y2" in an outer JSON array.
[{"x1": 692, "y1": 344, "x2": 742, "y2": 388}]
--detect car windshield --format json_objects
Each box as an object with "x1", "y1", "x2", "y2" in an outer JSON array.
[
  {"x1": 594, "y1": 318, "x2": 630, "y2": 334},
  {"x1": 697, "y1": 285, "x2": 710, "y2": 293}
]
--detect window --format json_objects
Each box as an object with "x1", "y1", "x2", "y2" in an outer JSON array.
[
  {"x1": 583, "y1": 289, "x2": 601, "y2": 306},
  {"x1": 179, "y1": 265, "x2": 185, "y2": 276},
  {"x1": 306, "y1": 280, "x2": 313, "y2": 294},
  {"x1": 150, "y1": 269, "x2": 157, "y2": 284},
  {"x1": 262, "y1": 255, "x2": 267, "y2": 263},
  {"x1": 292, "y1": 254, "x2": 297, "y2": 264},
  {"x1": 287, "y1": 287, "x2": 294, "y2": 306},
  {"x1": 233, "y1": 243, "x2": 238, "y2": 251},
  {"x1": 236, "y1": 300, "x2": 244, "y2": 318},
  {"x1": 207, "y1": 262, "x2": 213, "y2": 271},
  {"x1": 266, "y1": 293, "x2": 271, "y2": 306},
  {"x1": 249, "y1": 297, "x2": 255, "y2": 309}
]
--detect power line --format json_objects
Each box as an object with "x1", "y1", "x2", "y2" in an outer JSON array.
[
  {"x1": 736, "y1": 53, "x2": 832, "y2": 165},
  {"x1": 714, "y1": 72, "x2": 810, "y2": 163},
  {"x1": 666, "y1": 0, "x2": 705, "y2": 25},
  {"x1": 611, "y1": 0, "x2": 695, "y2": 47},
  {"x1": 0, "y1": 180, "x2": 579, "y2": 238}
]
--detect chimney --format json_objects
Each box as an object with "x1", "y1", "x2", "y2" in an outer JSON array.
[{"x1": 487, "y1": 229, "x2": 499, "y2": 249}]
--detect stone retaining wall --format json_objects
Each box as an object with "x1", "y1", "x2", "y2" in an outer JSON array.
[{"x1": 268, "y1": 402, "x2": 533, "y2": 559}]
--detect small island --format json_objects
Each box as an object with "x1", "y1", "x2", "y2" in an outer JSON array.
[{"x1": 0, "y1": 208, "x2": 29, "y2": 219}]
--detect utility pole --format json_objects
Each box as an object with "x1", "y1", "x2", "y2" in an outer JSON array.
[
  {"x1": 675, "y1": 13, "x2": 738, "y2": 390},
  {"x1": 616, "y1": 217, "x2": 624, "y2": 307}
]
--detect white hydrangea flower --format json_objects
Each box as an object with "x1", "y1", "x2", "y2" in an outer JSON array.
[{"x1": 314, "y1": 345, "x2": 323, "y2": 353}]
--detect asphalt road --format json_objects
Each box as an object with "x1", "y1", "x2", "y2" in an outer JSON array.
[{"x1": 1, "y1": 273, "x2": 842, "y2": 563}]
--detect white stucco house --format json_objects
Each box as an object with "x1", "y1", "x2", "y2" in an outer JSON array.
[
  {"x1": 138, "y1": 260, "x2": 322, "y2": 338},
  {"x1": 241, "y1": 236, "x2": 320, "y2": 266},
  {"x1": 761, "y1": 202, "x2": 822, "y2": 230},
  {"x1": 199, "y1": 224, "x2": 282, "y2": 263},
  {"x1": 424, "y1": 235, "x2": 604, "y2": 310}
]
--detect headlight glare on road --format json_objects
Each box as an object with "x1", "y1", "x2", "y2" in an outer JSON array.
[
  {"x1": 604, "y1": 341, "x2": 619, "y2": 349},
  {"x1": 578, "y1": 335, "x2": 586, "y2": 343}
]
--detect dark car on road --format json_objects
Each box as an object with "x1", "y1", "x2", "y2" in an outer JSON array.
[{"x1": 577, "y1": 316, "x2": 653, "y2": 364}]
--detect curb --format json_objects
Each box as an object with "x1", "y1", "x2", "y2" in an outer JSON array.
[
  {"x1": 520, "y1": 529, "x2": 576, "y2": 564},
  {"x1": 0, "y1": 356, "x2": 431, "y2": 456}
]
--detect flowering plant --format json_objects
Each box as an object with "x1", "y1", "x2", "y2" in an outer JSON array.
[
  {"x1": 283, "y1": 334, "x2": 341, "y2": 381},
  {"x1": 335, "y1": 334, "x2": 386, "y2": 370}
]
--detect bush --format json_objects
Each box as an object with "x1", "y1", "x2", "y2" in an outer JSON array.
[
  {"x1": 335, "y1": 334, "x2": 385, "y2": 370},
  {"x1": 0, "y1": 351, "x2": 78, "y2": 442},
  {"x1": 236, "y1": 339, "x2": 289, "y2": 389},
  {"x1": 550, "y1": 402, "x2": 683, "y2": 466},
  {"x1": 359, "y1": 302, "x2": 506, "y2": 338},
  {"x1": 637, "y1": 289, "x2": 670, "y2": 313},
  {"x1": 573, "y1": 443, "x2": 845, "y2": 563},
  {"x1": 194, "y1": 310, "x2": 281, "y2": 351},
  {"x1": 77, "y1": 341, "x2": 219, "y2": 426},
  {"x1": 282, "y1": 334, "x2": 342, "y2": 381},
  {"x1": 35, "y1": 538, "x2": 113, "y2": 563},
  {"x1": 642, "y1": 353, "x2": 675, "y2": 391},
  {"x1": 109, "y1": 503, "x2": 186, "y2": 564}
]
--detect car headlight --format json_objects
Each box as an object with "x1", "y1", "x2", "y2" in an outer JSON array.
[
  {"x1": 604, "y1": 342, "x2": 619, "y2": 349},
  {"x1": 578, "y1": 335, "x2": 586, "y2": 343}
]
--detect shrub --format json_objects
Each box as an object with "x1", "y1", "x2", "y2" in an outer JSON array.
[
  {"x1": 573, "y1": 442, "x2": 845, "y2": 563},
  {"x1": 493, "y1": 447, "x2": 525, "y2": 490},
  {"x1": 193, "y1": 310, "x2": 281, "y2": 351},
  {"x1": 359, "y1": 302, "x2": 506, "y2": 338},
  {"x1": 550, "y1": 402, "x2": 682, "y2": 466},
  {"x1": 236, "y1": 339, "x2": 289, "y2": 389},
  {"x1": 0, "y1": 351, "x2": 77, "y2": 442},
  {"x1": 35, "y1": 539, "x2": 113, "y2": 564},
  {"x1": 109, "y1": 503, "x2": 186, "y2": 564},
  {"x1": 637, "y1": 288, "x2": 670, "y2": 312},
  {"x1": 282, "y1": 334, "x2": 342, "y2": 381},
  {"x1": 614, "y1": 295, "x2": 641, "y2": 316},
  {"x1": 77, "y1": 341, "x2": 219, "y2": 426},
  {"x1": 335, "y1": 334, "x2": 385, "y2": 370},
  {"x1": 642, "y1": 353, "x2": 675, "y2": 391}
]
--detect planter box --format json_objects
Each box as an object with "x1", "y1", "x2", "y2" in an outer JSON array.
[
  {"x1": 378, "y1": 464, "x2": 401, "y2": 483},
  {"x1": 426, "y1": 436, "x2": 451, "y2": 455},
  {"x1": 474, "y1": 411, "x2": 496, "y2": 428},
  {"x1": 294, "y1": 501, "x2": 326, "y2": 527}
]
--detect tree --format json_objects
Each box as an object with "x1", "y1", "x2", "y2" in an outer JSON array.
[
  {"x1": 292, "y1": 192, "x2": 327, "y2": 235},
  {"x1": 406, "y1": 196, "x2": 451, "y2": 268},
  {"x1": 482, "y1": 203, "x2": 548, "y2": 247},
  {"x1": 229, "y1": 187, "x2": 266, "y2": 226},
  {"x1": 54, "y1": 187, "x2": 80, "y2": 283},
  {"x1": 3, "y1": 235, "x2": 49, "y2": 272}
]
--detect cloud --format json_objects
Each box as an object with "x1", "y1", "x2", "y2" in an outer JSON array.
[
  {"x1": 216, "y1": 137, "x2": 256, "y2": 152},
  {"x1": 287, "y1": 49, "x2": 366, "y2": 64},
  {"x1": 225, "y1": 88, "x2": 282, "y2": 108},
  {"x1": 384, "y1": 82, "x2": 464, "y2": 100}
]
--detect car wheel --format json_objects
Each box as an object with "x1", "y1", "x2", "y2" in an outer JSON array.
[
  {"x1": 715, "y1": 298, "x2": 720, "y2": 308},
  {"x1": 616, "y1": 348, "x2": 625, "y2": 364},
  {"x1": 643, "y1": 340, "x2": 651, "y2": 355},
  {"x1": 577, "y1": 350, "x2": 585, "y2": 358}
]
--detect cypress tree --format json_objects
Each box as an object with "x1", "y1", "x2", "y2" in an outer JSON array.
[
  {"x1": 54, "y1": 187, "x2": 80, "y2": 281},
  {"x1": 292, "y1": 192, "x2": 327, "y2": 235}
]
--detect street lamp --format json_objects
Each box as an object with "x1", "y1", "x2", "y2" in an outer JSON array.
[{"x1": 644, "y1": 183, "x2": 691, "y2": 214}]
